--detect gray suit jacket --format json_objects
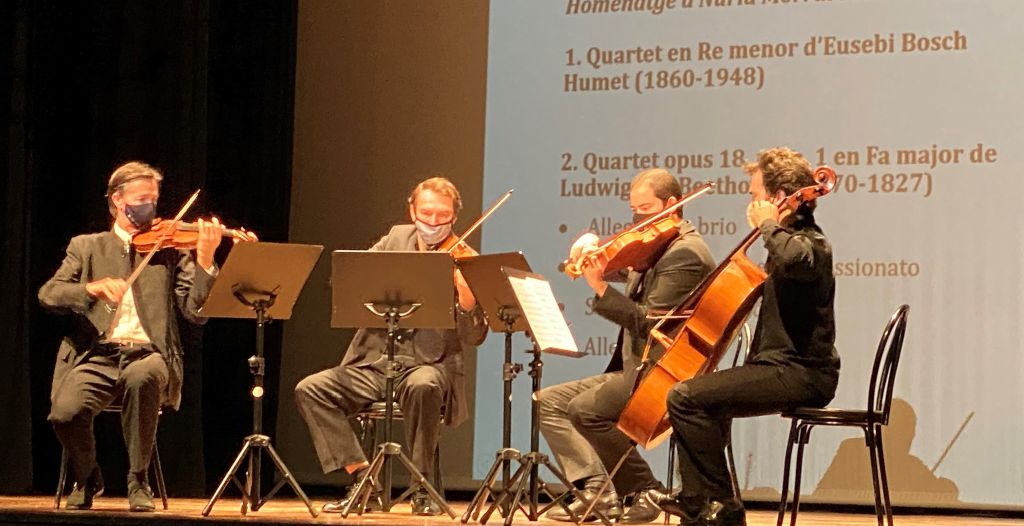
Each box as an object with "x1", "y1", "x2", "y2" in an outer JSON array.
[
  {"x1": 340, "y1": 225, "x2": 488, "y2": 426},
  {"x1": 38, "y1": 230, "x2": 215, "y2": 410},
  {"x1": 593, "y1": 221, "x2": 716, "y2": 374}
]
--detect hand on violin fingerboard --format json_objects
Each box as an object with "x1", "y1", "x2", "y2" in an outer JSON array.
[
  {"x1": 581, "y1": 253, "x2": 609, "y2": 297},
  {"x1": 195, "y1": 217, "x2": 224, "y2": 269}
]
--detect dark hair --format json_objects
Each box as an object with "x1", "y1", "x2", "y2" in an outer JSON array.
[
  {"x1": 106, "y1": 161, "x2": 163, "y2": 216},
  {"x1": 631, "y1": 168, "x2": 682, "y2": 200},
  {"x1": 743, "y1": 147, "x2": 814, "y2": 196}
]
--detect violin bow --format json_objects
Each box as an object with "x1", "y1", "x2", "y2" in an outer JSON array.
[
  {"x1": 106, "y1": 189, "x2": 202, "y2": 313},
  {"x1": 446, "y1": 188, "x2": 513, "y2": 254}
]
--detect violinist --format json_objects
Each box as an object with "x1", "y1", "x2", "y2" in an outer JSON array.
[
  {"x1": 294, "y1": 176, "x2": 486, "y2": 516},
  {"x1": 538, "y1": 168, "x2": 715, "y2": 523},
  {"x1": 39, "y1": 161, "x2": 256, "y2": 512},
  {"x1": 651, "y1": 148, "x2": 841, "y2": 526}
]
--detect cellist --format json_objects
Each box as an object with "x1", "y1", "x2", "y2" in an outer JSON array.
[
  {"x1": 650, "y1": 148, "x2": 841, "y2": 526},
  {"x1": 538, "y1": 168, "x2": 715, "y2": 523}
]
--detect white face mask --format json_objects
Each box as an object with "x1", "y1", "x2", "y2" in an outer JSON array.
[{"x1": 414, "y1": 219, "x2": 453, "y2": 245}]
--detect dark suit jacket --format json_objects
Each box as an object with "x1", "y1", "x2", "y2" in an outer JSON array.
[
  {"x1": 593, "y1": 221, "x2": 716, "y2": 374},
  {"x1": 340, "y1": 225, "x2": 488, "y2": 426},
  {"x1": 38, "y1": 230, "x2": 215, "y2": 410}
]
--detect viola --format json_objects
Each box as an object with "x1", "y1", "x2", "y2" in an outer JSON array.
[
  {"x1": 132, "y1": 218, "x2": 252, "y2": 253},
  {"x1": 561, "y1": 183, "x2": 714, "y2": 279},
  {"x1": 617, "y1": 166, "x2": 837, "y2": 448}
]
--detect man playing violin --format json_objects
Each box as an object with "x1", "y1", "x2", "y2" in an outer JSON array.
[
  {"x1": 294, "y1": 176, "x2": 487, "y2": 516},
  {"x1": 538, "y1": 168, "x2": 715, "y2": 523},
  {"x1": 39, "y1": 161, "x2": 255, "y2": 512},
  {"x1": 651, "y1": 147, "x2": 840, "y2": 526}
]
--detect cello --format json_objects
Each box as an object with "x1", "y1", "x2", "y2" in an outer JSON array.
[{"x1": 617, "y1": 166, "x2": 837, "y2": 448}]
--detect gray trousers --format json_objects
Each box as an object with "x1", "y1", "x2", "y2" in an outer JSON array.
[
  {"x1": 48, "y1": 348, "x2": 169, "y2": 485},
  {"x1": 294, "y1": 363, "x2": 449, "y2": 475},
  {"x1": 538, "y1": 370, "x2": 659, "y2": 496}
]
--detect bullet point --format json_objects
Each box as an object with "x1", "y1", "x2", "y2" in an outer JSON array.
[{"x1": 558, "y1": 224, "x2": 568, "y2": 233}]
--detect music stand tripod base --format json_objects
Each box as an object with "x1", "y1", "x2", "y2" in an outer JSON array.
[
  {"x1": 341, "y1": 303, "x2": 455, "y2": 519},
  {"x1": 201, "y1": 291, "x2": 318, "y2": 518},
  {"x1": 476, "y1": 348, "x2": 614, "y2": 526}
]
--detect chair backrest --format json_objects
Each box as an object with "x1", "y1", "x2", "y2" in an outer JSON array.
[{"x1": 867, "y1": 304, "x2": 910, "y2": 425}]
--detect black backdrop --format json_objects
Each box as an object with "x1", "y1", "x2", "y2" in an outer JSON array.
[{"x1": 0, "y1": 0, "x2": 297, "y2": 496}]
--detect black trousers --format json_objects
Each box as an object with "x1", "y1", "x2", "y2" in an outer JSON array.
[
  {"x1": 294, "y1": 363, "x2": 449, "y2": 476},
  {"x1": 538, "y1": 369, "x2": 659, "y2": 496},
  {"x1": 48, "y1": 347, "x2": 169, "y2": 485},
  {"x1": 666, "y1": 362, "x2": 835, "y2": 499}
]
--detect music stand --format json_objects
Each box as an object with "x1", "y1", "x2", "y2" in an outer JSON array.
[
  {"x1": 454, "y1": 252, "x2": 531, "y2": 522},
  {"x1": 476, "y1": 268, "x2": 611, "y2": 526},
  {"x1": 200, "y1": 242, "x2": 323, "y2": 518},
  {"x1": 330, "y1": 250, "x2": 456, "y2": 518}
]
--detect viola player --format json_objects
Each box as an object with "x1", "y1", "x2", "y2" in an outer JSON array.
[
  {"x1": 39, "y1": 161, "x2": 255, "y2": 512},
  {"x1": 537, "y1": 168, "x2": 715, "y2": 523},
  {"x1": 650, "y1": 147, "x2": 841, "y2": 526},
  {"x1": 293, "y1": 176, "x2": 487, "y2": 516}
]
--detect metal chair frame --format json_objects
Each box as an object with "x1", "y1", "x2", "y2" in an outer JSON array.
[{"x1": 776, "y1": 304, "x2": 910, "y2": 526}]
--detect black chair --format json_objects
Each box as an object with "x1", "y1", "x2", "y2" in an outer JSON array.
[
  {"x1": 776, "y1": 304, "x2": 910, "y2": 526},
  {"x1": 55, "y1": 405, "x2": 168, "y2": 510},
  {"x1": 664, "y1": 323, "x2": 750, "y2": 524},
  {"x1": 355, "y1": 401, "x2": 444, "y2": 501}
]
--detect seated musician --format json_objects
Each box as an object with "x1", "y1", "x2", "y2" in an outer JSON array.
[
  {"x1": 537, "y1": 168, "x2": 716, "y2": 523},
  {"x1": 650, "y1": 147, "x2": 841, "y2": 526},
  {"x1": 39, "y1": 161, "x2": 255, "y2": 512},
  {"x1": 294, "y1": 176, "x2": 487, "y2": 516}
]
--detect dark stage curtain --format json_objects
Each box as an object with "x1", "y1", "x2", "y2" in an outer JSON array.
[{"x1": 0, "y1": 0, "x2": 296, "y2": 496}]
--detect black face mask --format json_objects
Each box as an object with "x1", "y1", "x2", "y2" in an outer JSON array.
[
  {"x1": 124, "y1": 202, "x2": 157, "y2": 229},
  {"x1": 632, "y1": 211, "x2": 656, "y2": 226}
]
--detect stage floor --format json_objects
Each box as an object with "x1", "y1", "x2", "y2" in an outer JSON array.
[{"x1": 0, "y1": 497, "x2": 1021, "y2": 526}]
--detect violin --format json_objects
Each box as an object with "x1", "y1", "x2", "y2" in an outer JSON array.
[
  {"x1": 132, "y1": 218, "x2": 252, "y2": 253},
  {"x1": 561, "y1": 183, "x2": 715, "y2": 279},
  {"x1": 617, "y1": 166, "x2": 837, "y2": 448}
]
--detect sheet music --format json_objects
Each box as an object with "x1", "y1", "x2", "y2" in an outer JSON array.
[{"x1": 506, "y1": 273, "x2": 579, "y2": 355}]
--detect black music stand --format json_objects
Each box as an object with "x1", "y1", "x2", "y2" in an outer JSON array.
[
  {"x1": 476, "y1": 267, "x2": 610, "y2": 526},
  {"x1": 200, "y1": 242, "x2": 323, "y2": 518},
  {"x1": 454, "y1": 252, "x2": 532, "y2": 522},
  {"x1": 330, "y1": 250, "x2": 456, "y2": 518}
]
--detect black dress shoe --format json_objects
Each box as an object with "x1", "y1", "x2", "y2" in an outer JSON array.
[
  {"x1": 700, "y1": 498, "x2": 746, "y2": 526},
  {"x1": 649, "y1": 490, "x2": 746, "y2": 526},
  {"x1": 545, "y1": 488, "x2": 623, "y2": 522},
  {"x1": 321, "y1": 485, "x2": 382, "y2": 514},
  {"x1": 65, "y1": 469, "x2": 104, "y2": 510},
  {"x1": 619, "y1": 489, "x2": 662, "y2": 523},
  {"x1": 410, "y1": 488, "x2": 443, "y2": 516},
  {"x1": 646, "y1": 488, "x2": 703, "y2": 525}
]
